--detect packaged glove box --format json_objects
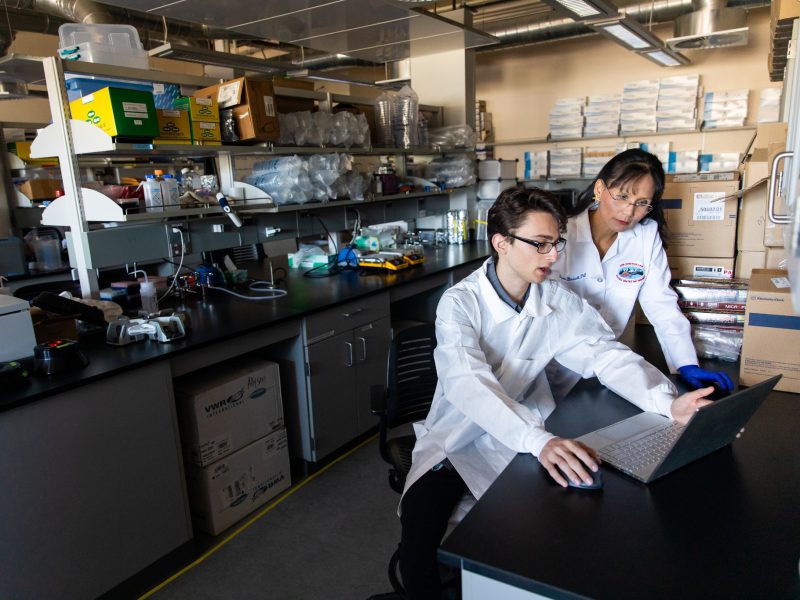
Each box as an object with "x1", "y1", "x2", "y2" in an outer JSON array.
[{"x1": 69, "y1": 86, "x2": 158, "y2": 139}]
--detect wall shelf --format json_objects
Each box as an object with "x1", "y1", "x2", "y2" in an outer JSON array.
[{"x1": 486, "y1": 125, "x2": 758, "y2": 147}]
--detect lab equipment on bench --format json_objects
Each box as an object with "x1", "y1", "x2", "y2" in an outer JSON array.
[
  {"x1": 358, "y1": 252, "x2": 409, "y2": 271},
  {"x1": 33, "y1": 339, "x2": 88, "y2": 376},
  {"x1": 106, "y1": 313, "x2": 187, "y2": 345},
  {"x1": 0, "y1": 295, "x2": 37, "y2": 362}
]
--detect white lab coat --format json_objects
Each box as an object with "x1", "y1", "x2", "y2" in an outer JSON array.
[
  {"x1": 547, "y1": 209, "x2": 698, "y2": 400},
  {"x1": 401, "y1": 259, "x2": 677, "y2": 507}
]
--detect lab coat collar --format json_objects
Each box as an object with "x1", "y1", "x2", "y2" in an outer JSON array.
[{"x1": 478, "y1": 260, "x2": 553, "y2": 323}]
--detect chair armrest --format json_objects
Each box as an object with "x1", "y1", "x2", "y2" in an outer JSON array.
[{"x1": 371, "y1": 384, "x2": 387, "y2": 415}]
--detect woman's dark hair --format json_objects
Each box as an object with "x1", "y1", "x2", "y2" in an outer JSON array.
[
  {"x1": 487, "y1": 186, "x2": 567, "y2": 261},
  {"x1": 571, "y1": 148, "x2": 668, "y2": 246}
]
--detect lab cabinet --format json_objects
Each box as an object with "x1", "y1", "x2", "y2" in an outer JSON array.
[{"x1": 302, "y1": 292, "x2": 390, "y2": 461}]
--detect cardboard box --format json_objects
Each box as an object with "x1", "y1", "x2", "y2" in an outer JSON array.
[
  {"x1": 750, "y1": 123, "x2": 788, "y2": 162},
  {"x1": 175, "y1": 358, "x2": 283, "y2": 466},
  {"x1": 16, "y1": 178, "x2": 62, "y2": 200},
  {"x1": 737, "y1": 180, "x2": 767, "y2": 252},
  {"x1": 173, "y1": 95, "x2": 220, "y2": 122},
  {"x1": 190, "y1": 120, "x2": 222, "y2": 143},
  {"x1": 185, "y1": 428, "x2": 291, "y2": 535},
  {"x1": 273, "y1": 77, "x2": 317, "y2": 113},
  {"x1": 154, "y1": 139, "x2": 191, "y2": 145},
  {"x1": 69, "y1": 87, "x2": 158, "y2": 138},
  {"x1": 740, "y1": 269, "x2": 800, "y2": 393},
  {"x1": 155, "y1": 108, "x2": 191, "y2": 140},
  {"x1": 766, "y1": 247, "x2": 788, "y2": 269},
  {"x1": 662, "y1": 175, "x2": 739, "y2": 258},
  {"x1": 668, "y1": 256, "x2": 734, "y2": 279},
  {"x1": 195, "y1": 77, "x2": 279, "y2": 141},
  {"x1": 735, "y1": 251, "x2": 766, "y2": 279}
]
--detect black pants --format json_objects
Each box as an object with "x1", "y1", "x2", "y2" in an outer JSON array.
[{"x1": 399, "y1": 465, "x2": 468, "y2": 600}]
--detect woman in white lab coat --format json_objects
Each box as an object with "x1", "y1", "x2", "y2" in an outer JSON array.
[
  {"x1": 397, "y1": 186, "x2": 714, "y2": 600},
  {"x1": 548, "y1": 148, "x2": 734, "y2": 402}
]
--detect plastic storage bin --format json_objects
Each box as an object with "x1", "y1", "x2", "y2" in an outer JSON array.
[{"x1": 58, "y1": 23, "x2": 149, "y2": 70}]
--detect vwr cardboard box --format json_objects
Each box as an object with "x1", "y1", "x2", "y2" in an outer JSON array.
[
  {"x1": 196, "y1": 76, "x2": 279, "y2": 142},
  {"x1": 740, "y1": 269, "x2": 800, "y2": 393},
  {"x1": 175, "y1": 358, "x2": 283, "y2": 466},
  {"x1": 663, "y1": 174, "x2": 739, "y2": 258},
  {"x1": 185, "y1": 428, "x2": 291, "y2": 535}
]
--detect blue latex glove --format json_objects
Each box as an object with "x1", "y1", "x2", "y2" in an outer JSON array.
[{"x1": 678, "y1": 365, "x2": 734, "y2": 392}]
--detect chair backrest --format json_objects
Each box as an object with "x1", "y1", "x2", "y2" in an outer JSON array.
[{"x1": 386, "y1": 323, "x2": 438, "y2": 428}]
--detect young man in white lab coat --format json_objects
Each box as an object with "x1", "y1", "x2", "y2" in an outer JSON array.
[{"x1": 397, "y1": 186, "x2": 714, "y2": 600}]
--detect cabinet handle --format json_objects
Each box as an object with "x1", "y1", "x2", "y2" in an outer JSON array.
[
  {"x1": 358, "y1": 336, "x2": 367, "y2": 362},
  {"x1": 342, "y1": 308, "x2": 363, "y2": 318},
  {"x1": 345, "y1": 341, "x2": 354, "y2": 367},
  {"x1": 768, "y1": 151, "x2": 792, "y2": 225}
]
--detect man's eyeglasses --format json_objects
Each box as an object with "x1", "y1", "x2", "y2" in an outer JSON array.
[
  {"x1": 603, "y1": 184, "x2": 653, "y2": 214},
  {"x1": 507, "y1": 233, "x2": 567, "y2": 254}
]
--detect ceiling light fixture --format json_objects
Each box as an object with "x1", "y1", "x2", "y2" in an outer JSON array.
[
  {"x1": 640, "y1": 48, "x2": 690, "y2": 67},
  {"x1": 539, "y1": 0, "x2": 618, "y2": 20},
  {"x1": 590, "y1": 17, "x2": 663, "y2": 51}
]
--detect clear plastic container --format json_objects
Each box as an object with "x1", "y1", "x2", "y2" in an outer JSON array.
[
  {"x1": 161, "y1": 174, "x2": 180, "y2": 208},
  {"x1": 143, "y1": 175, "x2": 164, "y2": 213},
  {"x1": 140, "y1": 280, "x2": 159, "y2": 314},
  {"x1": 58, "y1": 24, "x2": 148, "y2": 70}
]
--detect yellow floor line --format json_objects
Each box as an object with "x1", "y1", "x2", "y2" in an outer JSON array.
[{"x1": 138, "y1": 432, "x2": 378, "y2": 600}]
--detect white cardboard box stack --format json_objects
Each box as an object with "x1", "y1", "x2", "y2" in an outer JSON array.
[
  {"x1": 621, "y1": 80, "x2": 658, "y2": 134},
  {"x1": 549, "y1": 97, "x2": 584, "y2": 140},
  {"x1": 175, "y1": 357, "x2": 290, "y2": 535},
  {"x1": 702, "y1": 89, "x2": 749, "y2": 129},
  {"x1": 584, "y1": 94, "x2": 620, "y2": 137},
  {"x1": 658, "y1": 75, "x2": 699, "y2": 132}
]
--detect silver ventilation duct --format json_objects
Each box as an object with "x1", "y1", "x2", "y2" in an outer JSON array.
[{"x1": 667, "y1": 0, "x2": 749, "y2": 49}]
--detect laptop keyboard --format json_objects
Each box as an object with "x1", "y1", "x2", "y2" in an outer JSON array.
[{"x1": 599, "y1": 422, "x2": 686, "y2": 472}]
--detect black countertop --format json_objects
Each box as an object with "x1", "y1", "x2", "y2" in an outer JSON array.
[
  {"x1": 438, "y1": 329, "x2": 800, "y2": 600},
  {"x1": 3, "y1": 242, "x2": 491, "y2": 412}
]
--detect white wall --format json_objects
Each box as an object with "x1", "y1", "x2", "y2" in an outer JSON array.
[{"x1": 475, "y1": 9, "x2": 778, "y2": 170}]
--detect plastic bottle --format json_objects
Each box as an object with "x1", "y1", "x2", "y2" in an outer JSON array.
[
  {"x1": 140, "y1": 280, "x2": 159, "y2": 314},
  {"x1": 143, "y1": 174, "x2": 164, "y2": 212},
  {"x1": 161, "y1": 174, "x2": 180, "y2": 208},
  {"x1": 179, "y1": 167, "x2": 196, "y2": 195}
]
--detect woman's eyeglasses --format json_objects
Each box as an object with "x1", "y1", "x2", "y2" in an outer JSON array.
[
  {"x1": 507, "y1": 233, "x2": 567, "y2": 254},
  {"x1": 603, "y1": 185, "x2": 653, "y2": 214}
]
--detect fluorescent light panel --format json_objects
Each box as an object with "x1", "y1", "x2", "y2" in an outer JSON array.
[
  {"x1": 540, "y1": 0, "x2": 617, "y2": 20},
  {"x1": 599, "y1": 23, "x2": 651, "y2": 49},
  {"x1": 641, "y1": 49, "x2": 689, "y2": 67}
]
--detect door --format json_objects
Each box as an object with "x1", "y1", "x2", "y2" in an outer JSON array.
[
  {"x1": 305, "y1": 330, "x2": 358, "y2": 460},
  {"x1": 353, "y1": 317, "x2": 392, "y2": 435}
]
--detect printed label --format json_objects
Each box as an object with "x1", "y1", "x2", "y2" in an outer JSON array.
[
  {"x1": 264, "y1": 95, "x2": 275, "y2": 117},
  {"x1": 693, "y1": 192, "x2": 726, "y2": 221},
  {"x1": 200, "y1": 121, "x2": 217, "y2": 130},
  {"x1": 82, "y1": 94, "x2": 95, "y2": 104},
  {"x1": 124, "y1": 112, "x2": 149, "y2": 119},
  {"x1": 217, "y1": 81, "x2": 242, "y2": 108},
  {"x1": 152, "y1": 83, "x2": 165, "y2": 94},
  {"x1": 122, "y1": 102, "x2": 147, "y2": 113},
  {"x1": 161, "y1": 109, "x2": 180, "y2": 117},
  {"x1": 616, "y1": 262, "x2": 646, "y2": 283},
  {"x1": 692, "y1": 265, "x2": 732, "y2": 278},
  {"x1": 196, "y1": 97, "x2": 212, "y2": 106},
  {"x1": 772, "y1": 276, "x2": 791, "y2": 288}
]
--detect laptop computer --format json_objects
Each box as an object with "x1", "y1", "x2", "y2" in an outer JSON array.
[{"x1": 577, "y1": 375, "x2": 781, "y2": 483}]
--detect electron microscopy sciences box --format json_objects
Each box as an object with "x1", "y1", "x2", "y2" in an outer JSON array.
[
  {"x1": 185, "y1": 428, "x2": 291, "y2": 535},
  {"x1": 175, "y1": 358, "x2": 284, "y2": 466}
]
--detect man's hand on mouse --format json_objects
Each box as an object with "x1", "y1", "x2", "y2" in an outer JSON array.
[
  {"x1": 539, "y1": 437, "x2": 600, "y2": 488},
  {"x1": 670, "y1": 387, "x2": 715, "y2": 424}
]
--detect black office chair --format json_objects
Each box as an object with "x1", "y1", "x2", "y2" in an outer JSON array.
[
  {"x1": 372, "y1": 323, "x2": 438, "y2": 494},
  {"x1": 369, "y1": 323, "x2": 438, "y2": 599}
]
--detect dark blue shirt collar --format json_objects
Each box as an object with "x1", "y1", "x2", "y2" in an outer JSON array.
[{"x1": 486, "y1": 258, "x2": 529, "y2": 314}]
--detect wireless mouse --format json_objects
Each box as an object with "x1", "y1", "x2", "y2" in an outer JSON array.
[{"x1": 556, "y1": 464, "x2": 604, "y2": 490}]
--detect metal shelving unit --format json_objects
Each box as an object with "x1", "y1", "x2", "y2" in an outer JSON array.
[{"x1": 30, "y1": 56, "x2": 460, "y2": 297}]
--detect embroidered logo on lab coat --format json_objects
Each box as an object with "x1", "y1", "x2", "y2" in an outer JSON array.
[
  {"x1": 616, "y1": 262, "x2": 646, "y2": 283},
  {"x1": 559, "y1": 272, "x2": 586, "y2": 281}
]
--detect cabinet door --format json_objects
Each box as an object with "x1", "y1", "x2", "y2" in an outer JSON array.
[
  {"x1": 305, "y1": 330, "x2": 358, "y2": 460},
  {"x1": 354, "y1": 317, "x2": 392, "y2": 435}
]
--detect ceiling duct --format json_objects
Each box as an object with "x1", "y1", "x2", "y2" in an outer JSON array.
[{"x1": 666, "y1": 0, "x2": 749, "y2": 49}]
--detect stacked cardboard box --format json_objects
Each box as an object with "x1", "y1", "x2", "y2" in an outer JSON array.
[
  {"x1": 524, "y1": 151, "x2": 548, "y2": 180},
  {"x1": 658, "y1": 75, "x2": 699, "y2": 132},
  {"x1": 582, "y1": 146, "x2": 616, "y2": 178},
  {"x1": 735, "y1": 123, "x2": 788, "y2": 278},
  {"x1": 549, "y1": 97, "x2": 584, "y2": 140},
  {"x1": 740, "y1": 269, "x2": 800, "y2": 392},
  {"x1": 549, "y1": 148, "x2": 582, "y2": 178},
  {"x1": 196, "y1": 76, "x2": 280, "y2": 142},
  {"x1": 621, "y1": 80, "x2": 658, "y2": 134},
  {"x1": 583, "y1": 95, "x2": 620, "y2": 137},
  {"x1": 175, "y1": 358, "x2": 290, "y2": 535},
  {"x1": 702, "y1": 89, "x2": 749, "y2": 129},
  {"x1": 174, "y1": 95, "x2": 221, "y2": 145}
]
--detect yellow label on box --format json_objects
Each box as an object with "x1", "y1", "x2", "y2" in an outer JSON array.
[
  {"x1": 175, "y1": 96, "x2": 220, "y2": 122},
  {"x1": 155, "y1": 108, "x2": 191, "y2": 140},
  {"x1": 190, "y1": 120, "x2": 222, "y2": 142},
  {"x1": 154, "y1": 138, "x2": 192, "y2": 145}
]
